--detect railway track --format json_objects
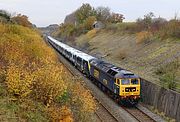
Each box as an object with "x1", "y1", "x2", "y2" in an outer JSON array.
[
  {"x1": 50, "y1": 43, "x2": 164, "y2": 122},
  {"x1": 123, "y1": 107, "x2": 155, "y2": 122},
  {"x1": 58, "y1": 56, "x2": 119, "y2": 122},
  {"x1": 95, "y1": 99, "x2": 119, "y2": 122}
]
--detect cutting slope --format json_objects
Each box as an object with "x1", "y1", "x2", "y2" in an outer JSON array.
[{"x1": 75, "y1": 30, "x2": 180, "y2": 91}]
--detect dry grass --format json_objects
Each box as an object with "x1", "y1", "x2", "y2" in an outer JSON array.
[{"x1": 115, "y1": 49, "x2": 127, "y2": 60}]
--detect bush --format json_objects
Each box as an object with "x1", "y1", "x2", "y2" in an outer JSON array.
[
  {"x1": 86, "y1": 29, "x2": 97, "y2": 39},
  {"x1": 156, "y1": 59, "x2": 179, "y2": 90},
  {"x1": 6, "y1": 63, "x2": 34, "y2": 98},
  {"x1": 136, "y1": 31, "x2": 153, "y2": 44},
  {"x1": 0, "y1": 10, "x2": 11, "y2": 23},
  {"x1": 159, "y1": 73, "x2": 177, "y2": 90},
  {"x1": 70, "y1": 82, "x2": 96, "y2": 121},
  {"x1": 11, "y1": 14, "x2": 32, "y2": 28},
  {"x1": 83, "y1": 16, "x2": 96, "y2": 30},
  {"x1": 158, "y1": 19, "x2": 180, "y2": 39},
  {"x1": 33, "y1": 63, "x2": 66, "y2": 106}
]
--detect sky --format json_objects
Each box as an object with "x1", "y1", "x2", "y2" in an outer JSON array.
[{"x1": 0, "y1": 0, "x2": 180, "y2": 27}]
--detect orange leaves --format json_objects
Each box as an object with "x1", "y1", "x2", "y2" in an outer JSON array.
[
  {"x1": 47, "y1": 105, "x2": 73, "y2": 122},
  {"x1": 136, "y1": 31, "x2": 153, "y2": 44},
  {"x1": 11, "y1": 14, "x2": 32, "y2": 28}
]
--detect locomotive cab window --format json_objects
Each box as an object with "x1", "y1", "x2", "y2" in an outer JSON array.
[
  {"x1": 131, "y1": 79, "x2": 139, "y2": 85},
  {"x1": 116, "y1": 79, "x2": 120, "y2": 85},
  {"x1": 121, "y1": 79, "x2": 130, "y2": 85}
]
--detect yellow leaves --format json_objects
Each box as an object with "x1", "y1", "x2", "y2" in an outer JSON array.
[
  {"x1": 33, "y1": 64, "x2": 67, "y2": 105},
  {"x1": 0, "y1": 23, "x2": 96, "y2": 121},
  {"x1": 71, "y1": 82, "x2": 96, "y2": 113},
  {"x1": 0, "y1": 24, "x2": 7, "y2": 34},
  {"x1": 6, "y1": 63, "x2": 34, "y2": 97}
]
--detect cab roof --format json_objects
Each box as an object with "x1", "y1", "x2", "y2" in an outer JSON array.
[{"x1": 90, "y1": 58, "x2": 139, "y2": 79}]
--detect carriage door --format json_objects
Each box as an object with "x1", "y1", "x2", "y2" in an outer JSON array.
[
  {"x1": 114, "y1": 79, "x2": 120, "y2": 95},
  {"x1": 83, "y1": 60, "x2": 88, "y2": 74}
]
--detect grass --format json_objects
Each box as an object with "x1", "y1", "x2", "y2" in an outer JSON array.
[
  {"x1": 149, "y1": 106, "x2": 176, "y2": 122},
  {"x1": 155, "y1": 59, "x2": 180, "y2": 91},
  {"x1": 115, "y1": 49, "x2": 127, "y2": 60},
  {"x1": 147, "y1": 46, "x2": 168, "y2": 60}
]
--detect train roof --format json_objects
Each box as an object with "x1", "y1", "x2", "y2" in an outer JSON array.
[
  {"x1": 48, "y1": 36, "x2": 96, "y2": 61},
  {"x1": 90, "y1": 58, "x2": 139, "y2": 79}
]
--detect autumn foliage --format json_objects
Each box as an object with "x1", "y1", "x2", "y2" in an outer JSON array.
[
  {"x1": 12, "y1": 14, "x2": 33, "y2": 28},
  {"x1": 0, "y1": 23, "x2": 96, "y2": 121},
  {"x1": 136, "y1": 31, "x2": 153, "y2": 44}
]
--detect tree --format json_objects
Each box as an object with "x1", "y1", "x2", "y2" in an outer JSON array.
[
  {"x1": 0, "y1": 10, "x2": 11, "y2": 23},
  {"x1": 75, "y1": 3, "x2": 96, "y2": 24},
  {"x1": 136, "y1": 12, "x2": 155, "y2": 30},
  {"x1": 95, "y1": 6, "x2": 111, "y2": 23},
  {"x1": 110, "y1": 13, "x2": 125, "y2": 23},
  {"x1": 83, "y1": 16, "x2": 96, "y2": 30},
  {"x1": 143, "y1": 12, "x2": 155, "y2": 29},
  {"x1": 12, "y1": 14, "x2": 32, "y2": 28}
]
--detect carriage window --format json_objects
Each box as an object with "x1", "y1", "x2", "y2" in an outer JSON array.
[
  {"x1": 131, "y1": 79, "x2": 139, "y2": 85},
  {"x1": 121, "y1": 79, "x2": 130, "y2": 85}
]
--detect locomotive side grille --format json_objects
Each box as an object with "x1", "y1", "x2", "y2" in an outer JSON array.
[{"x1": 125, "y1": 87, "x2": 136, "y2": 92}]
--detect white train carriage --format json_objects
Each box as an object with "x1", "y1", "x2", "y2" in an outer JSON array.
[{"x1": 47, "y1": 36, "x2": 96, "y2": 75}]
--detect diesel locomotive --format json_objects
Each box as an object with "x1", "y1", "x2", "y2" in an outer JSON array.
[{"x1": 47, "y1": 36, "x2": 141, "y2": 105}]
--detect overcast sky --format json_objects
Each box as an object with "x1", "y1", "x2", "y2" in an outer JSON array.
[{"x1": 0, "y1": 0, "x2": 179, "y2": 27}]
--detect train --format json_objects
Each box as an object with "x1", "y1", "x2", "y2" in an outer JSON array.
[{"x1": 47, "y1": 36, "x2": 141, "y2": 106}]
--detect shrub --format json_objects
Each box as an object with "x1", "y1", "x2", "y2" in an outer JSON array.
[
  {"x1": 47, "y1": 105, "x2": 73, "y2": 121},
  {"x1": 136, "y1": 31, "x2": 153, "y2": 44},
  {"x1": 6, "y1": 63, "x2": 34, "y2": 98},
  {"x1": 159, "y1": 73, "x2": 177, "y2": 90},
  {"x1": 83, "y1": 16, "x2": 96, "y2": 31},
  {"x1": 11, "y1": 14, "x2": 32, "y2": 28},
  {"x1": 33, "y1": 63, "x2": 66, "y2": 106},
  {"x1": 0, "y1": 10, "x2": 11, "y2": 23},
  {"x1": 156, "y1": 59, "x2": 179, "y2": 90},
  {"x1": 158, "y1": 19, "x2": 180, "y2": 39},
  {"x1": 86, "y1": 29, "x2": 97, "y2": 39},
  {"x1": 70, "y1": 82, "x2": 96, "y2": 121}
]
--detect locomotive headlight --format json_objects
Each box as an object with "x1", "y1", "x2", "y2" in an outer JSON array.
[{"x1": 122, "y1": 87, "x2": 125, "y2": 92}]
